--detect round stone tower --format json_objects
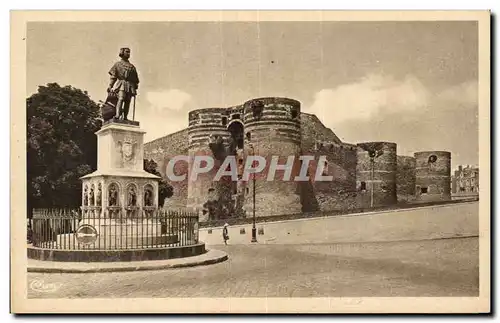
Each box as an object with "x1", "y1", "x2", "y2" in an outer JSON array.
[
  {"x1": 356, "y1": 142, "x2": 397, "y2": 207},
  {"x1": 187, "y1": 108, "x2": 235, "y2": 221},
  {"x1": 414, "y1": 151, "x2": 451, "y2": 201},
  {"x1": 242, "y1": 97, "x2": 302, "y2": 217}
]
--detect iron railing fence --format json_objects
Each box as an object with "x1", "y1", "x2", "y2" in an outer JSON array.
[{"x1": 30, "y1": 208, "x2": 199, "y2": 250}]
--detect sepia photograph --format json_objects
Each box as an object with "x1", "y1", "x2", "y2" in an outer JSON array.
[{"x1": 10, "y1": 10, "x2": 490, "y2": 313}]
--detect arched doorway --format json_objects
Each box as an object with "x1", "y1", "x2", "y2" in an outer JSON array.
[{"x1": 227, "y1": 120, "x2": 244, "y2": 149}]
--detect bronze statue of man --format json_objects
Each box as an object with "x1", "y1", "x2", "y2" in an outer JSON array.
[{"x1": 108, "y1": 48, "x2": 140, "y2": 120}]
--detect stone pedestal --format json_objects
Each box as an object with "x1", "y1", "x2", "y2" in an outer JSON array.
[{"x1": 78, "y1": 120, "x2": 163, "y2": 248}]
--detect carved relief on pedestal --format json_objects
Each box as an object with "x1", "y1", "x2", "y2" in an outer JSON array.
[{"x1": 117, "y1": 135, "x2": 137, "y2": 168}]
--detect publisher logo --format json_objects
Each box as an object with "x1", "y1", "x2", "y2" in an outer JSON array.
[{"x1": 29, "y1": 279, "x2": 62, "y2": 293}]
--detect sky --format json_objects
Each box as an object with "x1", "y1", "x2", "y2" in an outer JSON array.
[{"x1": 26, "y1": 21, "x2": 479, "y2": 170}]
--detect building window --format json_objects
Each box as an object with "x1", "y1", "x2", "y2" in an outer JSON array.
[
  {"x1": 232, "y1": 114, "x2": 240, "y2": 120},
  {"x1": 291, "y1": 109, "x2": 298, "y2": 119},
  {"x1": 360, "y1": 182, "x2": 367, "y2": 191},
  {"x1": 246, "y1": 132, "x2": 251, "y2": 141},
  {"x1": 246, "y1": 187, "x2": 249, "y2": 194},
  {"x1": 421, "y1": 187, "x2": 428, "y2": 194},
  {"x1": 222, "y1": 116, "x2": 228, "y2": 126},
  {"x1": 428, "y1": 155, "x2": 438, "y2": 163}
]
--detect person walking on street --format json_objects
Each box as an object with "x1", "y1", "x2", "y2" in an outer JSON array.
[{"x1": 223, "y1": 223, "x2": 229, "y2": 245}]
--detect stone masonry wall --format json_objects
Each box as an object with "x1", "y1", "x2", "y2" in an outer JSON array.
[
  {"x1": 144, "y1": 129, "x2": 189, "y2": 207},
  {"x1": 414, "y1": 151, "x2": 451, "y2": 202},
  {"x1": 301, "y1": 140, "x2": 357, "y2": 212},
  {"x1": 397, "y1": 155, "x2": 416, "y2": 202}
]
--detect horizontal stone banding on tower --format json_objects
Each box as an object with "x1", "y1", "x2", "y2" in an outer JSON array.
[
  {"x1": 241, "y1": 97, "x2": 302, "y2": 217},
  {"x1": 188, "y1": 107, "x2": 227, "y2": 116},
  {"x1": 243, "y1": 117, "x2": 300, "y2": 125},
  {"x1": 247, "y1": 132, "x2": 301, "y2": 142},
  {"x1": 188, "y1": 131, "x2": 231, "y2": 140},
  {"x1": 243, "y1": 97, "x2": 301, "y2": 106},
  {"x1": 356, "y1": 142, "x2": 397, "y2": 207},
  {"x1": 188, "y1": 130, "x2": 230, "y2": 138}
]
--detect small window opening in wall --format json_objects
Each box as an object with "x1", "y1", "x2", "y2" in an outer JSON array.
[
  {"x1": 246, "y1": 187, "x2": 249, "y2": 194},
  {"x1": 428, "y1": 155, "x2": 437, "y2": 163},
  {"x1": 360, "y1": 182, "x2": 367, "y2": 191},
  {"x1": 208, "y1": 188, "x2": 215, "y2": 193},
  {"x1": 246, "y1": 132, "x2": 251, "y2": 141},
  {"x1": 421, "y1": 187, "x2": 428, "y2": 194},
  {"x1": 291, "y1": 109, "x2": 298, "y2": 119},
  {"x1": 221, "y1": 116, "x2": 228, "y2": 126},
  {"x1": 239, "y1": 158, "x2": 243, "y2": 165},
  {"x1": 232, "y1": 114, "x2": 240, "y2": 120}
]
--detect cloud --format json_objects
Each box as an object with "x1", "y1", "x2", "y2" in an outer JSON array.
[
  {"x1": 438, "y1": 80, "x2": 478, "y2": 105},
  {"x1": 307, "y1": 74, "x2": 430, "y2": 124},
  {"x1": 136, "y1": 89, "x2": 194, "y2": 142},
  {"x1": 305, "y1": 75, "x2": 478, "y2": 169},
  {"x1": 145, "y1": 89, "x2": 193, "y2": 112}
]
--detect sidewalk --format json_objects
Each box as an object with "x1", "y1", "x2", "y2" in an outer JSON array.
[{"x1": 28, "y1": 249, "x2": 228, "y2": 273}]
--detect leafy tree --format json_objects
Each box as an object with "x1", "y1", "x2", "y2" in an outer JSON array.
[
  {"x1": 27, "y1": 83, "x2": 102, "y2": 213},
  {"x1": 144, "y1": 159, "x2": 174, "y2": 207}
]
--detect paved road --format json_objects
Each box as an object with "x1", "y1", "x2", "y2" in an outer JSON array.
[{"x1": 27, "y1": 237, "x2": 479, "y2": 298}]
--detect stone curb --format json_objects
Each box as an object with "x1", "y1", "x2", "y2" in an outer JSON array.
[{"x1": 28, "y1": 249, "x2": 228, "y2": 274}]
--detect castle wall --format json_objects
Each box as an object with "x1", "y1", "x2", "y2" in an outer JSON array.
[
  {"x1": 414, "y1": 151, "x2": 451, "y2": 202},
  {"x1": 396, "y1": 155, "x2": 416, "y2": 202},
  {"x1": 144, "y1": 129, "x2": 189, "y2": 207},
  {"x1": 142, "y1": 97, "x2": 441, "y2": 221},
  {"x1": 356, "y1": 142, "x2": 398, "y2": 208},
  {"x1": 299, "y1": 141, "x2": 357, "y2": 212}
]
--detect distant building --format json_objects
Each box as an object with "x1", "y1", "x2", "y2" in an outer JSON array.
[{"x1": 452, "y1": 165, "x2": 479, "y2": 194}]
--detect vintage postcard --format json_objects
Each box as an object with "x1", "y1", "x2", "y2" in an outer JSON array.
[{"x1": 10, "y1": 10, "x2": 490, "y2": 313}]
